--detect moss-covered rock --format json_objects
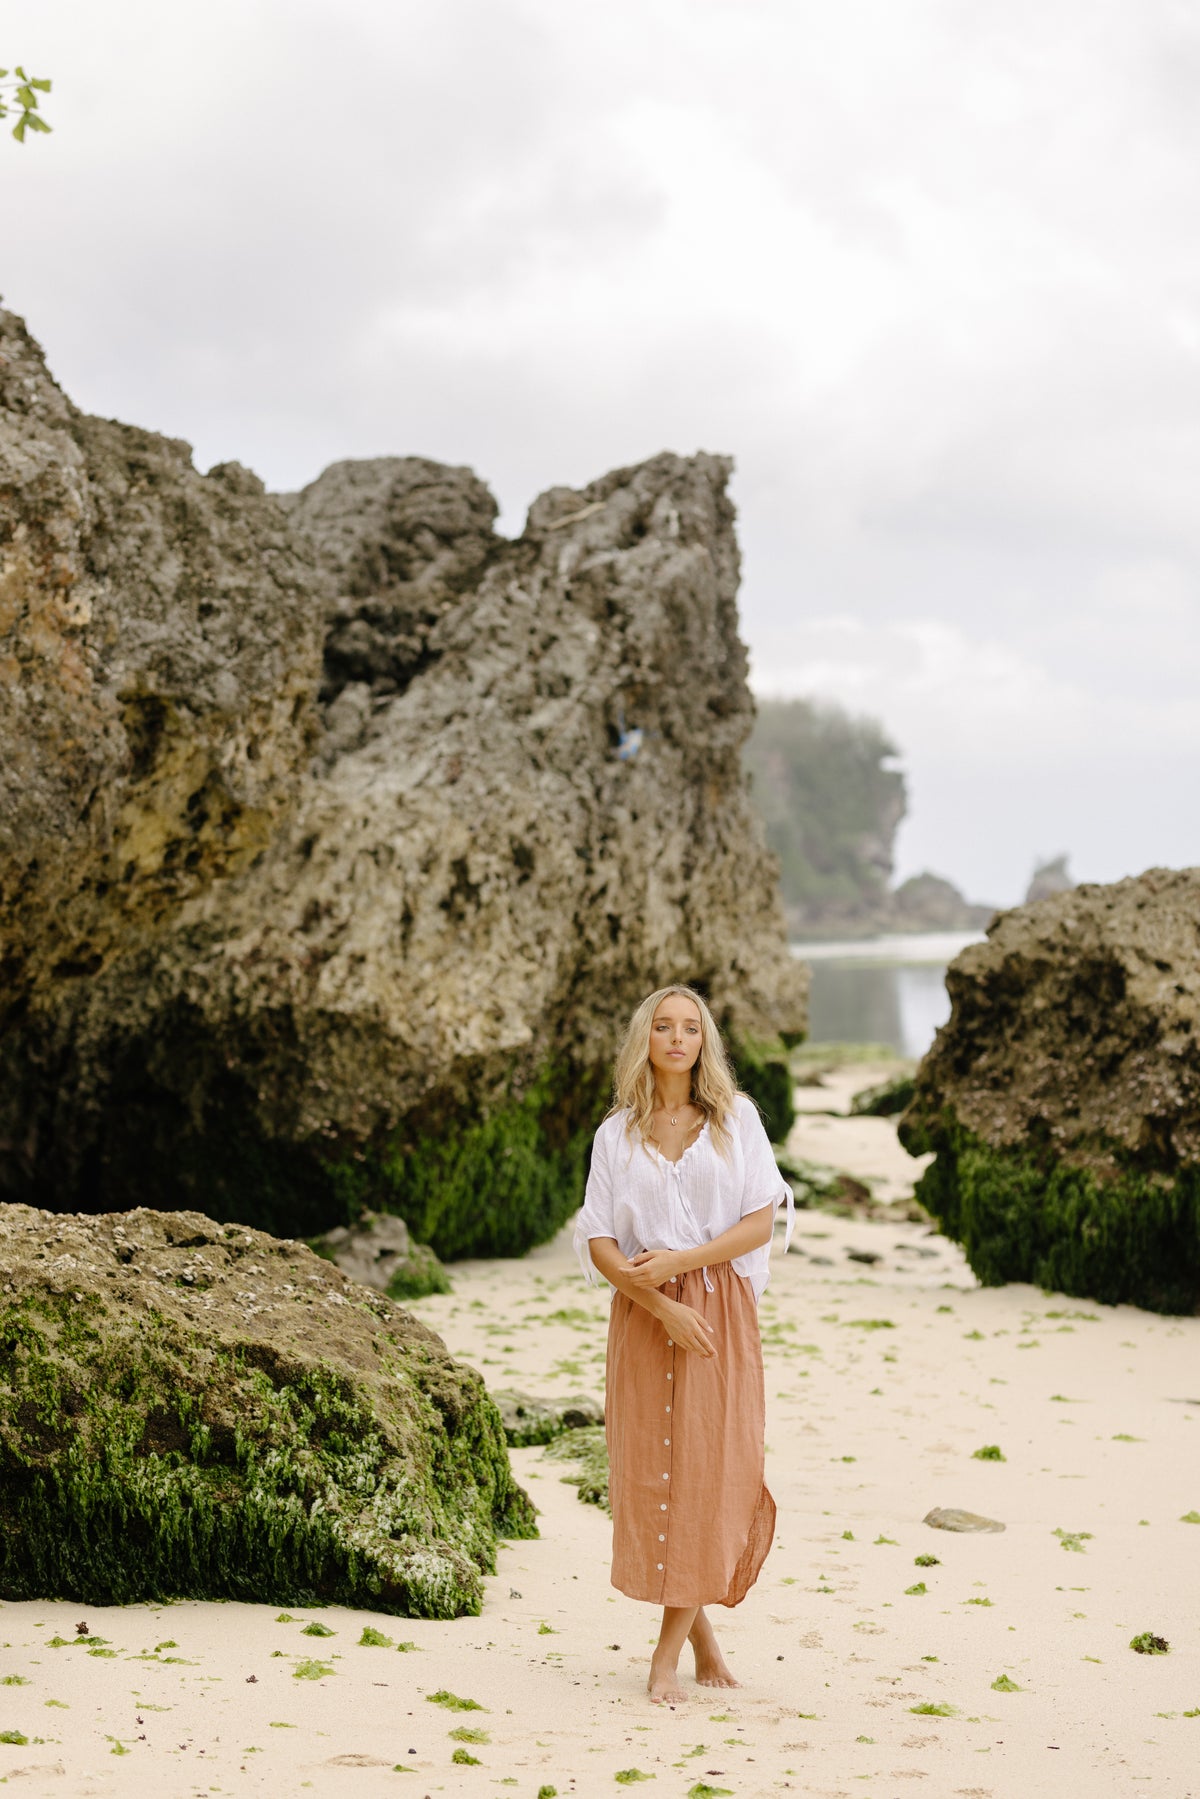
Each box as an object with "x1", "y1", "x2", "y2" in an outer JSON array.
[
  {"x1": 900, "y1": 869, "x2": 1200, "y2": 1313},
  {"x1": 542, "y1": 1426, "x2": 611, "y2": 1512},
  {"x1": 493, "y1": 1391, "x2": 604, "y2": 1447},
  {"x1": 310, "y1": 1210, "x2": 449, "y2": 1301},
  {"x1": 732, "y1": 1038, "x2": 796, "y2": 1144},
  {"x1": 0, "y1": 1204, "x2": 535, "y2": 1616},
  {"x1": 849, "y1": 1072, "x2": 916, "y2": 1117}
]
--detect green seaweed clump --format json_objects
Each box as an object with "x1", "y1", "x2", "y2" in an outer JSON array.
[
  {"x1": 0, "y1": 1205, "x2": 534, "y2": 1620},
  {"x1": 1130, "y1": 1632, "x2": 1170, "y2": 1655},
  {"x1": 542, "y1": 1426, "x2": 611, "y2": 1513},
  {"x1": 426, "y1": 1689, "x2": 487, "y2": 1712},
  {"x1": 973, "y1": 1444, "x2": 1006, "y2": 1461}
]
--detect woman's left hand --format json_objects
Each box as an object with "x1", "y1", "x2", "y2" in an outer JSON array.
[{"x1": 625, "y1": 1248, "x2": 686, "y2": 1289}]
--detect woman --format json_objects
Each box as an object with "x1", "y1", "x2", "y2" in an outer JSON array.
[{"x1": 574, "y1": 983, "x2": 793, "y2": 1705}]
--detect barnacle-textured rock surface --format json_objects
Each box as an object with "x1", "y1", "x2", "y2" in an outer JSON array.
[
  {"x1": 0, "y1": 1204, "x2": 533, "y2": 1615},
  {"x1": 900, "y1": 869, "x2": 1200, "y2": 1312},
  {"x1": 0, "y1": 307, "x2": 323, "y2": 1019},
  {"x1": 0, "y1": 308, "x2": 806, "y2": 1256}
]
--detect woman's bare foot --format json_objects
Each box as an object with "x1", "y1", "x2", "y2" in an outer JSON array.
[
  {"x1": 647, "y1": 1657, "x2": 688, "y2": 1704},
  {"x1": 689, "y1": 1608, "x2": 742, "y2": 1689},
  {"x1": 647, "y1": 1604, "x2": 699, "y2": 1704}
]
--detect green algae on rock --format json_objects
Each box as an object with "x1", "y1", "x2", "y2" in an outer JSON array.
[
  {"x1": 0, "y1": 1205, "x2": 534, "y2": 1617},
  {"x1": 900, "y1": 869, "x2": 1200, "y2": 1314}
]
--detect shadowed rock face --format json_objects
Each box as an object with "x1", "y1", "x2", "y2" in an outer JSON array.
[
  {"x1": 900, "y1": 868, "x2": 1200, "y2": 1312},
  {"x1": 0, "y1": 1204, "x2": 533, "y2": 1615},
  {"x1": 0, "y1": 309, "x2": 806, "y2": 1255}
]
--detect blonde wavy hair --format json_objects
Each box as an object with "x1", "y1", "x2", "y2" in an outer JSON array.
[{"x1": 609, "y1": 984, "x2": 740, "y2": 1157}]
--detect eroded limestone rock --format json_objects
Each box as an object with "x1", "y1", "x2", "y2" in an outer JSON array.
[
  {"x1": 0, "y1": 309, "x2": 806, "y2": 1256},
  {"x1": 0, "y1": 1203, "x2": 533, "y2": 1615},
  {"x1": 900, "y1": 868, "x2": 1200, "y2": 1312},
  {"x1": 0, "y1": 308, "x2": 323, "y2": 1019}
]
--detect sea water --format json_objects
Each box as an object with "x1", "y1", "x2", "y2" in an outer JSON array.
[{"x1": 793, "y1": 931, "x2": 984, "y2": 1059}]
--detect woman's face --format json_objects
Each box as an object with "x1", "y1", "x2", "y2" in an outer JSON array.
[{"x1": 647, "y1": 994, "x2": 704, "y2": 1079}]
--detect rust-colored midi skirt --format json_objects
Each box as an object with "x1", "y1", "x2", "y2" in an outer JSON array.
[{"x1": 605, "y1": 1262, "x2": 776, "y2": 1608}]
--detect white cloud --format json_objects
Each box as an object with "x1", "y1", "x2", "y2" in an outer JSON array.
[{"x1": 3, "y1": 0, "x2": 1198, "y2": 901}]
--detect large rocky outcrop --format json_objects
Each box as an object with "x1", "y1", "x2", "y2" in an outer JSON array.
[
  {"x1": 899, "y1": 868, "x2": 1200, "y2": 1313},
  {"x1": 0, "y1": 1204, "x2": 534, "y2": 1615},
  {"x1": 0, "y1": 309, "x2": 806, "y2": 1255},
  {"x1": 0, "y1": 307, "x2": 323, "y2": 1015}
]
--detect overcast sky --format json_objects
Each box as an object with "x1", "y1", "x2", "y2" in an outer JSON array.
[{"x1": 5, "y1": 0, "x2": 1198, "y2": 904}]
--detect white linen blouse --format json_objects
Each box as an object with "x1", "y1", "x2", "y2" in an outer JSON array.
[{"x1": 573, "y1": 1094, "x2": 794, "y2": 1304}]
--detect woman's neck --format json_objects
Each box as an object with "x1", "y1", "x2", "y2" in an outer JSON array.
[{"x1": 654, "y1": 1074, "x2": 694, "y2": 1113}]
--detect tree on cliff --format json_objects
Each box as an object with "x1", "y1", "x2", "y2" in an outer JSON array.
[
  {"x1": 744, "y1": 697, "x2": 905, "y2": 936},
  {"x1": 0, "y1": 67, "x2": 51, "y2": 141}
]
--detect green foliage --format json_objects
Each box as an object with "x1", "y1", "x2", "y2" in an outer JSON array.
[
  {"x1": 1053, "y1": 1529, "x2": 1092, "y2": 1553},
  {"x1": 731, "y1": 1037, "x2": 796, "y2": 1143},
  {"x1": 426, "y1": 1689, "x2": 486, "y2": 1711},
  {"x1": 905, "y1": 1581, "x2": 927, "y2": 1596},
  {"x1": 300, "y1": 1621, "x2": 335, "y2": 1637},
  {"x1": 292, "y1": 1658, "x2": 333, "y2": 1680},
  {"x1": 909, "y1": 1702, "x2": 957, "y2": 1717},
  {"x1": 0, "y1": 1287, "x2": 534, "y2": 1619},
  {"x1": 0, "y1": 1730, "x2": 29, "y2": 1744},
  {"x1": 451, "y1": 1747, "x2": 481, "y2": 1764},
  {"x1": 904, "y1": 1114, "x2": 1200, "y2": 1314},
  {"x1": 448, "y1": 1727, "x2": 490, "y2": 1743},
  {"x1": 914, "y1": 1554, "x2": 939, "y2": 1567},
  {"x1": 614, "y1": 1774, "x2": 655, "y2": 1785},
  {"x1": 328, "y1": 1060, "x2": 610, "y2": 1260},
  {"x1": 744, "y1": 696, "x2": 904, "y2": 930},
  {"x1": 991, "y1": 1674, "x2": 1021, "y2": 1692},
  {"x1": 357, "y1": 1626, "x2": 393, "y2": 1647},
  {"x1": 972, "y1": 1445, "x2": 1006, "y2": 1461},
  {"x1": 1130, "y1": 1633, "x2": 1170, "y2": 1655},
  {"x1": 0, "y1": 67, "x2": 52, "y2": 142}
]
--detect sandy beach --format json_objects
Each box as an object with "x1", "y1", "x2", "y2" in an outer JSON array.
[{"x1": 3, "y1": 1094, "x2": 1199, "y2": 1799}]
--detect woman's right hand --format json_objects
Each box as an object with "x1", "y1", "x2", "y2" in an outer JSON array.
[{"x1": 660, "y1": 1297, "x2": 716, "y2": 1358}]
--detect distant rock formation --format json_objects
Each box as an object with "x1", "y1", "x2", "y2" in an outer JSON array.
[
  {"x1": 1024, "y1": 854, "x2": 1073, "y2": 904},
  {"x1": 899, "y1": 868, "x2": 1200, "y2": 1313},
  {"x1": 744, "y1": 699, "x2": 995, "y2": 938},
  {"x1": 888, "y1": 872, "x2": 995, "y2": 934},
  {"x1": 0, "y1": 308, "x2": 806, "y2": 1255},
  {"x1": 0, "y1": 1203, "x2": 532, "y2": 1615}
]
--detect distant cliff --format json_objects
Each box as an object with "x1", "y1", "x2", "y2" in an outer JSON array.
[{"x1": 744, "y1": 697, "x2": 994, "y2": 939}]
